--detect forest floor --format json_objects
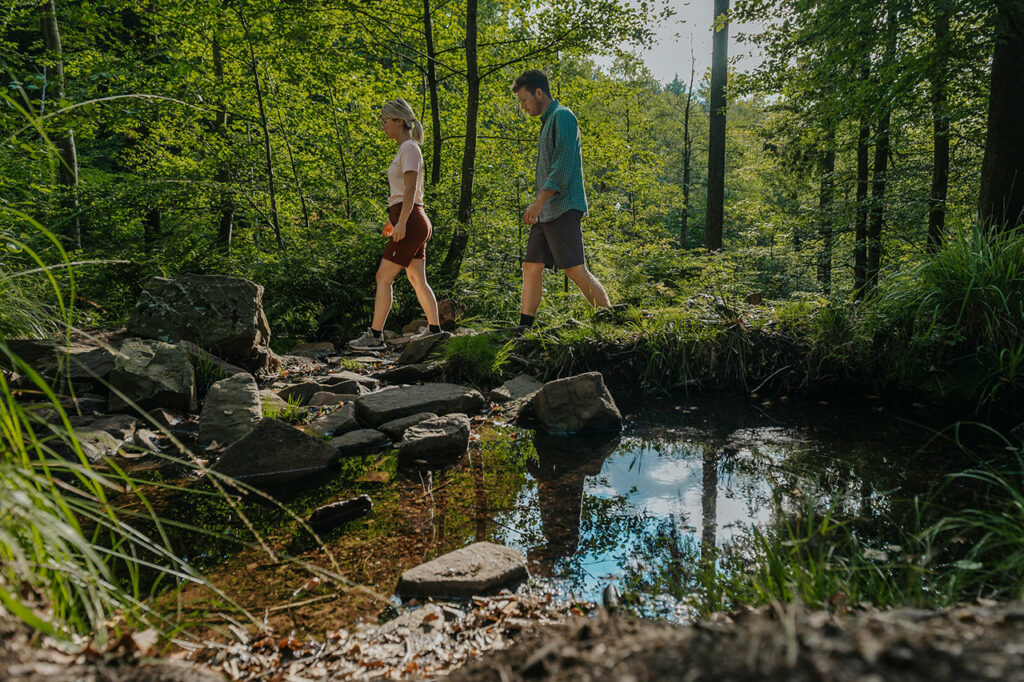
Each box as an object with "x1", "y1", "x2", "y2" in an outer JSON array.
[{"x1": 5, "y1": 599, "x2": 1024, "y2": 680}]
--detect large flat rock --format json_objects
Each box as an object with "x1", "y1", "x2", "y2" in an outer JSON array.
[
  {"x1": 214, "y1": 418, "x2": 336, "y2": 487},
  {"x1": 355, "y1": 383, "x2": 484, "y2": 427},
  {"x1": 396, "y1": 542, "x2": 528, "y2": 598},
  {"x1": 397, "y1": 413, "x2": 470, "y2": 462}
]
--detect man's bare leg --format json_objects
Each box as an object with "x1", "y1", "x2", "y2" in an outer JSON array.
[
  {"x1": 521, "y1": 261, "x2": 546, "y2": 317},
  {"x1": 564, "y1": 264, "x2": 611, "y2": 309}
]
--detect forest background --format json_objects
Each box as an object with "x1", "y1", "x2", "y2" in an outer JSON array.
[{"x1": 2, "y1": 0, "x2": 1022, "y2": 406}]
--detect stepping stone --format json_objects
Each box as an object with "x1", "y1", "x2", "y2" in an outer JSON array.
[
  {"x1": 199, "y1": 372, "x2": 261, "y2": 448},
  {"x1": 397, "y1": 414, "x2": 470, "y2": 461},
  {"x1": 319, "y1": 370, "x2": 379, "y2": 394},
  {"x1": 378, "y1": 412, "x2": 437, "y2": 441},
  {"x1": 275, "y1": 381, "x2": 323, "y2": 406},
  {"x1": 108, "y1": 338, "x2": 196, "y2": 413},
  {"x1": 355, "y1": 383, "x2": 484, "y2": 428},
  {"x1": 398, "y1": 332, "x2": 451, "y2": 365},
  {"x1": 330, "y1": 428, "x2": 390, "y2": 458},
  {"x1": 489, "y1": 374, "x2": 544, "y2": 403},
  {"x1": 396, "y1": 542, "x2": 528, "y2": 598},
  {"x1": 308, "y1": 403, "x2": 359, "y2": 437},
  {"x1": 373, "y1": 361, "x2": 445, "y2": 385},
  {"x1": 529, "y1": 371, "x2": 622, "y2": 435},
  {"x1": 308, "y1": 391, "x2": 360, "y2": 408}
]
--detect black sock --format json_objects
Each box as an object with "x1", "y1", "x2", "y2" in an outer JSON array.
[
  {"x1": 428, "y1": 324, "x2": 442, "y2": 333},
  {"x1": 370, "y1": 328, "x2": 382, "y2": 339},
  {"x1": 519, "y1": 313, "x2": 535, "y2": 327}
]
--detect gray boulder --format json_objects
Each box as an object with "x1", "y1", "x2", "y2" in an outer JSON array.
[
  {"x1": 489, "y1": 374, "x2": 544, "y2": 403},
  {"x1": 308, "y1": 403, "x2": 359, "y2": 437},
  {"x1": 355, "y1": 383, "x2": 484, "y2": 427},
  {"x1": 127, "y1": 274, "x2": 273, "y2": 372},
  {"x1": 199, "y1": 372, "x2": 262, "y2": 448},
  {"x1": 307, "y1": 495, "x2": 373, "y2": 533},
  {"x1": 378, "y1": 412, "x2": 437, "y2": 441},
  {"x1": 396, "y1": 542, "x2": 528, "y2": 598},
  {"x1": 275, "y1": 381, "x2": 323, "y2": 406},
  {"x1": 330, "y1": 429, "x2": 390, "y2": 458},
  {"x1": 397, "y1": 413, "x2": 470, "y2": 461},
  {"x1": 108, "y1": 338, "x2": 197, "y2": 413},
  {"x1": 258, "y1": 389, "x2": 287, "y2": 413},
  {"x1": 214, "y1": 418, "x2": 336, "y2": 486},
  {"x1": 398, "y1": 332, "x2": 451, "y2": 365},
  {"x1": 528, "y1": 371, "x2": 622, "y2": 435}
]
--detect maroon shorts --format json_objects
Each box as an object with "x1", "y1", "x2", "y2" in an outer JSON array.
[{"x1": 382, "y1": 203, "x2": 432, "y2": 266}]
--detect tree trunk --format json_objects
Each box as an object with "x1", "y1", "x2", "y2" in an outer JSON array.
[
  {"x1": 39, "y1": 0, "x2": 81, "y2": 249},
  {"x1": 423, "y1": 0, "x2": 442, "y2": 186},
  {"x1": 704, "y1": 0, "x2": 729, "y2": 251},
  {"x1": 927, "y1": 3, "x2": 950, "y2": 252},
  {"x1": 443, "y1": 0, "x2": 478, "y2": 286},
  {"x1": 854, "y1": 117, "x2": 870, "y2": 299},
  {"x1": 238, "y1": 11, "x2": 283, "y2": 247},
  {"x1": 978, "y1": 0, "x2": 1024, "y2": 232},
  {"x1": 212, "y1": 29, "x2": 235, "y2": 250},
  {"x1": 681, "y1": 50, "x2": 696, "y2": 249},
  {"x1": 817, "y1": 136, "x2": 836, "y2": 294},
  {"x1": 272, "y1": 87, "x2": 311, "y2": 232},
  {"x1": 866, "y1": 109, "x2": 891, "y2": 293},
  {"x1": 323, "y1": 77, "x2": 353, "y2": 219}
]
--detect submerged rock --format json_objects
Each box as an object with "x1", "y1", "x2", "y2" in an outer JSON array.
[
  {"x1": 356, "y1": 383, "x2": 484, "y2": 427},
  {"x1": 396, "y1": 541, "x2": 528, "y2": 598},
  {"x1": 528, "y1": 371, "x2": 622, "y2": 435},
  {"x1": 307, "y1": 494, "x2": 373, "y2": 533},
  {"x1": 214, "y1": 418, "x2": 335, "y2": 486}
]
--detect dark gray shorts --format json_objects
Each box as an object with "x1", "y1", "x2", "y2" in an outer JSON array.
[{"x1": 525, "y1": 209, "x2": 585, "y2": 269}]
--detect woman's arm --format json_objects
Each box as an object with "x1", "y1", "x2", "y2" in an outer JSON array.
[{"x1": 392, "y1": 170, "x2": 418, "y2": 241}]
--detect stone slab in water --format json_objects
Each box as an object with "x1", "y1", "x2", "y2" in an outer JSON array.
[
  {"x1": 396, "y1": 542, "x2": 528, "y2": 598},
  {"x1": 330, "y1": 428, "x2": 390, "y2": 458},
  {"x1": 214, "y1": 418, "x2": 335, "y2": 486},
  {"x1": 398, "y1": 413, "x2": 470, "y2": 461},
  {"x1": 489, "y1": 374, "x2": 543, "y2": 404},
  {"x1": 308, "y1": 403, "x2": 359, "y2": 437},
  {"x1": 378, "y1": 412, "x2": 437, "y2": 441},
  {"x1": 356, "y1": 383, "x2": 483, "y2": 427}
]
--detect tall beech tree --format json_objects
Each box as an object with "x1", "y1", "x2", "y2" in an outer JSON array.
[{"x1": 705, "y1": 0, "x2": 729, "y2": 251}]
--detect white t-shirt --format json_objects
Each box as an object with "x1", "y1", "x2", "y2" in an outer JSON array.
[{"x1": 388, "y1": 140, "x2": 425, "y2": 207}]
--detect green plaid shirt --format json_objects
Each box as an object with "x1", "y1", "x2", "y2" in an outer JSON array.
[{"x1": 536, "y1": 100, "x2": 588, "y2": 223}]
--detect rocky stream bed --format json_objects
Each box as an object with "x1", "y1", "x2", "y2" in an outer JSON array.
[{"x1": 3, "y1": 274, "x2": 1023, "y2": 680}]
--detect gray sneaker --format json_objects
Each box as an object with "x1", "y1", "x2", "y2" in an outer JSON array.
[{"x1": 348, "y1": 329, "x2": 386, "y2": 351}]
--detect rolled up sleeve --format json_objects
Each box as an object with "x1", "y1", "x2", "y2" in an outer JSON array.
[{"x1": 542, "y1": 110, "x2": 578, "y2": 193}]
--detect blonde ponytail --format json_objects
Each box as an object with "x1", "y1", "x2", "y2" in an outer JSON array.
[
  {"x1": 381, "y1": 98, "x2": 424, "y2": 144},
  {"x1": 410, "y1": 119, "x2": 425, "y2": 144}
]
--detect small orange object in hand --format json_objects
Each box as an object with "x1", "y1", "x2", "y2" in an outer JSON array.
[{"x1": 382, "y1": 221, "x2": 394, "y2": 237}]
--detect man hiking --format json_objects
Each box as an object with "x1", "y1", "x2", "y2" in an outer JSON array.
[{"x1": 512, "y1": 69, "x2": 610, "y2": 329}]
